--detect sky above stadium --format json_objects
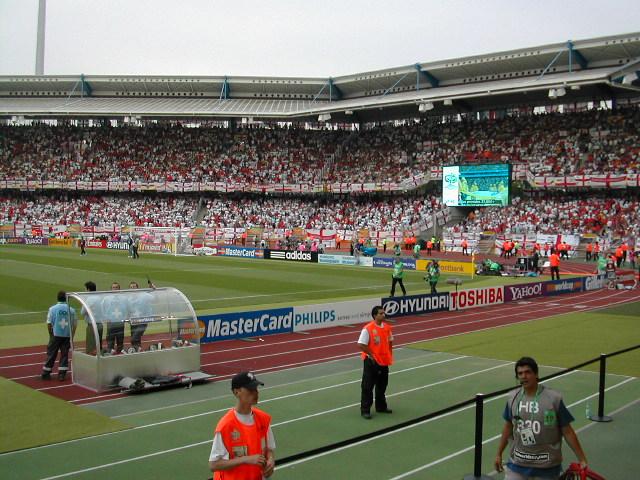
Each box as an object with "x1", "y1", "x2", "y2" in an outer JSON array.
[{"x1": 1, "y1": 0, "x2": 639, "y2": 78}]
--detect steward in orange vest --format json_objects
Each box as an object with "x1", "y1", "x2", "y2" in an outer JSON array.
[
  {"x1": 209, "y1": 372, "x2": 275, "y2": 479},
  {"x1": 358, "y1": 306, "x2": 394, "y2": 419}
]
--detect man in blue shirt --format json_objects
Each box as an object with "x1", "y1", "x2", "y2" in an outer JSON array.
[{"x1": 41, "y1": 291, "x2": 76, "y2": 381}]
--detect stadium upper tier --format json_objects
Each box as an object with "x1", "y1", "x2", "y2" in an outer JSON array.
[
  {"x1": 1, "y1": 106, "x2": 638, "y2": 187},
  {"x1": 1, "y1": 32, "x2": 639, "y2": 122}
]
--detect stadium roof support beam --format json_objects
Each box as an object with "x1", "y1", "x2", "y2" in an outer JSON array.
[
  {"x1": 220, "y1": 76, "x2": 231, "y2": 100},
  {"x1": 328, "y1": 78, "x2": 343, "y2": 101},
  {"x1": 382, "y1": 71, "x2": 410, "y2": 96},
  {"x1": 312, "y1": 82, "x2": 327, "y2": 103},
  {"x1": 80, "y1": 74, "x2": 92, "y2": 96},
  {"x1": 539, "y1": 40, "x2": 589, "y2": 80},
  {"x1": 567, "y1": 41, "x2": 588, "y2": 71},
  {"x1": 415, "y1": 64, "x2": 439, "y2": 90}
]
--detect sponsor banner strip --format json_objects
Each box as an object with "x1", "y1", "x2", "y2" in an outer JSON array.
[
  {"x1": 382, "y1": 293, "x2": 450, "y2": 318},
  {"x1": 199, "y1": 308, "x2": 294, "y2": 342}
]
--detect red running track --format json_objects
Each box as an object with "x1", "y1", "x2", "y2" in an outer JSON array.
[{"x1": 1, "y1": 288, "x2": 637, "y2": 405}]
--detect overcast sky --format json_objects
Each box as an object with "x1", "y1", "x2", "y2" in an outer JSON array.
[{"x1": 1, "y1": 0, "x2": 639, "y2": 78}]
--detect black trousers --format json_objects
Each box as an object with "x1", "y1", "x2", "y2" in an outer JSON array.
[
  {"x1": 550, "y1": 266, "x2": 560, "y2": 280},
  {"x1": 430, "y1": 281, "x2": 438, "y2": 294},
  {"x1": 390, "y1": 277, "x2": 406, "y2": 296},
  {"x1": 360, "y1": 357, "x2": 389, "y2": 414},
  {"x1": 43, "y1": 336, "x2": 70, "y2": 373},
  {"x1": 131, "y1": 324, "x2": 148, "y2": 347},
  {"x1": 107, "y1": 323, "x2": 125, "y2": 352}
]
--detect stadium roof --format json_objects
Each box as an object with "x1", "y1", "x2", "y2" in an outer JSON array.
[{"x1": 1, "y1": 31, "x2": 639, "y2": 123}]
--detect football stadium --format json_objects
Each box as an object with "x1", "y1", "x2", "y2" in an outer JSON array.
[{"x1": 1, "y1": 4, "x2": 640, "y2": 479}]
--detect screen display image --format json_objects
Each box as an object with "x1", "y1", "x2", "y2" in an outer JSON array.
[{"x1": 442, "y1": 164, "x2": 511, "y2": 207}]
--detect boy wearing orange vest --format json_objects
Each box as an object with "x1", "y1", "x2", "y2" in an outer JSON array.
[
  {"x1": 209, "y1": 372, "x2": 275, "y2": 479},
  {"x1": 358, "y1": 306, "x2": 394, "y2": 419}
]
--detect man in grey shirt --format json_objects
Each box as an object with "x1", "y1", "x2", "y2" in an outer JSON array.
[{"x1": 495, "y1": 356, "x2": 588, "y2": 479}]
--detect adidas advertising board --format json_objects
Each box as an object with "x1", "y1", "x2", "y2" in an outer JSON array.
[
  {"x1": 382, "y1": 293, "x2": 450, "y2": 318},
  {"x1": 264, "y1": 249, "x2": 318, "y2": 263},
  {"x1": 504, "y1": 282, "x2": 544, "y2": 302}
]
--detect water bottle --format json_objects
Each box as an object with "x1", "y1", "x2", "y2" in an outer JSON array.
[{"x1": 585, "y1": 403, "x2": 592, "y2": 419}]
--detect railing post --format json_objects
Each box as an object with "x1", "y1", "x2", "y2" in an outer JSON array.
[
  {"x1": 589, "y1": 353, "x2": 612, "y2": 422},
  {"x1": 463, "y1": 393, "x2": 492, "y2": 480}
]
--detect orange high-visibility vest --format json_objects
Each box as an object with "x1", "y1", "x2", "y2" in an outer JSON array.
[
  {"x1": 360, "y1": 321, "x2": 393, "y2": 366},
  {"x1": 550, "y1": 253, "x2": 560, "y2": 267},
  {"x1": 213, "y1": 408, "x2": 271, "y2": 480}
]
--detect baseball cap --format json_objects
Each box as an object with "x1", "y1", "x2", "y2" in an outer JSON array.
[{"x1": 231, "y1": 371, "x2": 264, "y2": 390}]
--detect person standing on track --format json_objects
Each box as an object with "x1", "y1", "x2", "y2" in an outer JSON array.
[
  {"x1": 549, "y1": 249, "x2": 561, "y2": 280},
  {"x1": 358, "y1": 306, "x2": 394, "y2": 419},
  {"x1": 495, "y1": 356, "x2": 588, "y2": 479},
  {"x1": 209, "y1": 371, "x2": 275, "y2": 479},
  {"x1": 390, "y1": 257, "x2": 407, "y2": 297},
  {"x1": 41, "y1": 291, "x2": 76, "y2": 381}
]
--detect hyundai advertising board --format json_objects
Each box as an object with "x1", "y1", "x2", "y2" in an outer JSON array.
[
  {"x1": 381, "y1": 293, "x2": 450, "y2": 318},
  {"x1": 199, "y1": 308, "x2": 294, "y2": 342},
  {"x1": 264, "y1": 249, "x2": 318, "y2": 263},
  {"x1": 504, "y1": 282, "x2": 544, "y2": 302}
]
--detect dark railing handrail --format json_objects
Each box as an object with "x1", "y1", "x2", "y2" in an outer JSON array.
[{"x1": 276, "y1": 344, "x2": 640, "y2": 467}]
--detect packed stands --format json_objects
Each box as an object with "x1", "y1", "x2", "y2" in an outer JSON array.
[
  {"x1": 448, "y1": 193, "x2": 640, "y2": 238},
  {"x1": 0, "y1": 193, "x2": 198, "y2": 227},
  {"x1": 1, "y1": 106, "x2": 639, "y2": 187}
]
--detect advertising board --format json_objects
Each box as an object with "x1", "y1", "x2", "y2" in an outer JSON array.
[
  {"x1": 450, "y1": 286, "x2": 504, "y2": 310},
  {"x1": 292, "y1": 298, "x2": 375, "y2": 332},
  {"x1": 199, "y1": 308, "x2": 294, "y2": 342},
  {"x1": 381, "y1": 293, "x2": 450, "y2": 318},
  {"x1": 504, "y1": 282, "x2": 544, "y2": 302},
  {"x1": 264, "y1": 249, "x2": 318, "y2": 263}
]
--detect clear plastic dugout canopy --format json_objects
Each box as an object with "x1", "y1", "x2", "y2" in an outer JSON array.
[{"x1": 68, "y1": 287, "x2": 202, "y2": 392}]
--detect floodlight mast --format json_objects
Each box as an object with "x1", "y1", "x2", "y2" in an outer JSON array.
[{"x1": 35, "y1": 0, "x2": 47, "y2": 75}]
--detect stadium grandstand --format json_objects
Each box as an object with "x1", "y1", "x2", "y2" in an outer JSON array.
[{"x1": 1, "y1": 31, "x2": 640, "y2": 256}]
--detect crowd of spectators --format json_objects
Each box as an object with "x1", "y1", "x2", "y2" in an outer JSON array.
[
  {"x1": 1, "y1": 106, "x2": 638, "y2": 186},
  {"x1": 449, "y1": 193, "x2": 640, "y2": 238},
  {"x1": 0, "y1": 192, "x2": 442, "y2": 231},
  {"x1": 202, "y1": 195, "x2": 443, "y2": 231},
  {"x1": 0, "y1": 194, "x2": 197, "y2": 227}
]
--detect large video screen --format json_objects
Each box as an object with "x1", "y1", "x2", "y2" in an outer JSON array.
[{"x1": 442, "y1": 164, "x2": 511, "y2": 207}]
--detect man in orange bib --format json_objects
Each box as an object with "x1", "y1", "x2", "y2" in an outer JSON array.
[
  {"x1": 358, "y1": 305, "x2": 394, "y2": 419},
  {"x1": 209, "y1": 372, "x2": 275, "y2": 479}
]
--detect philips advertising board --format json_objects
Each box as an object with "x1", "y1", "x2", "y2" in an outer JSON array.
[
  {"x1": 504, "y1": 282, "x2": 544, "y2": 302},
  {"x1": 544, "y1": 278, "x2": 584, "y2": 296},
  {"x1": 381, "y1": 293, "x2": 450, "y2": 318},
  {"x1": 292, "y1": 298, "x2": 374, "y2": 332},
  {"x1": 199, "y1": 308, "x2": 294, "y2": 342},
  {"x1": 450, "y1": 286, "x2": 504, "y2": 311},
  {"x1": 264, "y1": 249, "x2": 318, "y2": 263}
]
